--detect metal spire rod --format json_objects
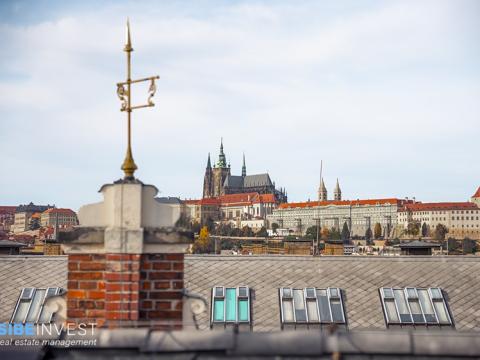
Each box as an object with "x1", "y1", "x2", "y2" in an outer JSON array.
[{"x1": 117, "y1": 19, "x2": 160, "y2": 179}]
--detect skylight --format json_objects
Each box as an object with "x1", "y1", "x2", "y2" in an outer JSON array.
[
  {"x1": 380, "y1": 287, "x2": 452, "y2": 326},
  {"x1": 10, "y1": 287, "x2": 64, "y2": 324},
  {"x1": 279, "y1": 287, "x2": 346, "y2": 325},
  {"x1": 211, "y1": 286, "x2": 250, "y2": 324}
]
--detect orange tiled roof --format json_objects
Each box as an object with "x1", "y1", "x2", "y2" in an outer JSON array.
[
  {"x1": 279, "y1": 198, "x2": 404, "y2": 209},
  {"x1": 184, "y1": 199, "x2": 201, "y2": 205},
  {"x1": 42, "y1": 208, "x2": 76, "y2": 215},
  {"x1": 30, "y1": 212, "x2": 41, "y2": 219},
  {"x1": 472, "y1": 186, "x2": 480, "y2": 198},
  {"x1": 400, "y1": 202, "x2": 479, "y2": 212}
]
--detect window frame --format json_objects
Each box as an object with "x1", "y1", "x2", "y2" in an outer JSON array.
[
  {"x1": 379, "y1": 287, "x2": 452, "y2": 327},
  {"x1": 211, "y1": 286, "x2": 250, "y2": 325},
  {"x1": 279, "y1": 287, "x2": 345, "y2": 325}
]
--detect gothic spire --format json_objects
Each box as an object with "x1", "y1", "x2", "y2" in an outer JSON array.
[
  {"x1": 242, "y1": 153, "x2": 246, "y2": 177},
  {"x1": 217, "y1": 138, "x2": 227, "y2": 167},
  {"x1": 318, "y1": 178, "x2": 328, "y2": 201},
  {"x1": 206, "y1": 153, "x2": 211, "y2": 169}
]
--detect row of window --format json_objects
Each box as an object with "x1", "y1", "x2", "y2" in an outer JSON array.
[{"x1": 211, "y1": 286, "x2": 452, "y2": 328}]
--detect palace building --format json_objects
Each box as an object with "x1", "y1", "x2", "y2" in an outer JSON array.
[{"x1": 202, "y1": 140, "x2": 287, "y2": 203}]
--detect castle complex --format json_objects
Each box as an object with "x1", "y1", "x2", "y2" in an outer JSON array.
[{"x1": 202, "y1": 140, "x2": 287, "y2": 203}]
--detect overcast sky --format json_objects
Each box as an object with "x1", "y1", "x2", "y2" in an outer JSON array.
[{"x1": 0, "y1": 0, "x2": 479, "y2": 211}]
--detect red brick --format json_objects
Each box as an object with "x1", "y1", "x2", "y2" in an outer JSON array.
[
  {"x1": 105, "y1": 311, "x2": 138, "y2": 320},
  {"x1": 106, "y1": 254, "x2": 141, "y2": 261},
  {"x1": 68, "y1": 309, "x2": 86, "y2": 318},
  {"x1": 105, "y1": 283, "x2": 139, "y2": 292},
  {"x1": 67, "y1": 290, "x2": 85, "y2": 299},
  {"x1": 69, "y1": 254, "x2": 92, "y2": 261},
  {"x1": 106, "y1": 293, "x2": 139, "y2": 302},
  {"x1": 165, "y1": 254, "x2": 183, "y2": 261},
  {"x1": 78, "y1": 281, "x2": 99, "y2": 290},
  {"x1": 87, "y1": 290, "x2": 105, "y2": 299},
  {"x1": 174, "y1": 301, "x2": 183, "y2": 310},
  {"x1": 172, "y1": 262, "x2": 184, "y2": 271},
  {"x1": 78, "y1": 300, "x2": 96, "y2": 309},
  {"x1": 95, "y1": 301, "x2": 105, "y2": 309},
  {"x1": 142, "y1": 281, "x2": 151, "y2": 290},
  {"x1": 172, "y1": 281, "x2": 183, "y2": 289},
  {"x1": 152, "y1": 262, "x2": 171, "y2": 270},
  {"x1": 153, "y1": 281, "x2": 171, "y2": 289},
  {"x1": 79, "y1": 262, "x2": 105, "y2": 271},
  {"x1": 146, "y1": 310, "x2": 182, "y2": 319},
  {"x1": 86, "y1": 310, "x2": 105, "y2": 318},
  {"x1": 149, "y1": 271, "x2": 182, "y2": 280},
  {"x1": 105, "y1": 272, "x2": 140, "y2": 282},
  {"x1": 67, "y1": 299, "x2": 77, "y2": 308},
  {"x1": 149, "y1": 291, "x2": 183, "y2": 300},
  {"x1": 154, "y1": 301, "x2": 172, "y2": 310},
  {"x1": 68, "y1": 280, "x2": 78, "y2": 289},
  {"x1": 141, "y1": 262, "x2": 151, "y2": 270},
  {"x1": 68, "y1": 262, "x2": 79, "y2": 271},
  {"x1": 141, "y1": 300, "x2": 152, "y2": 310},
  {"x1": 68, "y1": 272, "x2": 103, "y2": 280}
]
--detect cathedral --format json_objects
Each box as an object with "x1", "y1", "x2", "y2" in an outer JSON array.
[{"x1": 202, "y1": 140, "x2": 287, "y2": 203}]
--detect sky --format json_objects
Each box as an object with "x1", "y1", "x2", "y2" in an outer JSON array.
[{"x1": 0, "y1": 0, "x2": 479, "y2": 211}]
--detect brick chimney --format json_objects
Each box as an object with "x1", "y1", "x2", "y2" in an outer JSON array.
[{"x1": 61, "y1": 181, "x2": 192, "y2": 329}]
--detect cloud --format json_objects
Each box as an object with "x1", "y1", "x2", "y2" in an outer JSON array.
[{"x1": 0, "y1": 0, "x2": 479, "y2": 209}]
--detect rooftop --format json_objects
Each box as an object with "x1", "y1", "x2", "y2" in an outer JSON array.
[
  {"x1": 400, "y1": 202, "x2": 479, "y2": 212},
  {"x1": 279, "y1": 198, "x2": 407, "y2": 209}
]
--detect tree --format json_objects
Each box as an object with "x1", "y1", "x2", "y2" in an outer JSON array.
[
  {"x1": 421, "y1": 223, "x2": 428, "y2": 238},
  {"x1": 365, "y1": 228, "x2": 373, "y2": 243},
  {"x1": 341, "y1": 222, "x2": 350, "y2": 242},
  {"x1": 305, "y1": 226, "x2": 318, "y2": 240},
  {"x1": 320, "y1": 227, "x2": 329, "y2": 240},
  {"x1": 191, "y1": 226, "x2": 213, "y2": 254},
  {"x1": 463, "y1": 237, "x2": 477, "y2": 254},
  {"x1": 406, "y1": 221, "x2": 420, "y2": 236},
  {"x1": 256, "y1": 226, "x2": 268, "y2": 237},
  {"x1": 374, "y1": 223, "x2": 382, "y2": 239},
  {"x1": 29, "y1": 217, "x2": 40, "y2": 230},
  {"x1": 271, "y1": 223, "x2": 279, "y2": 233},
  {"x1": 434, "y1": 224, "x2": 448, "y2": 241},
  {"x1": 204, "y1": 217, "x2": 215, "y2": 232},
  {"x1": 191, "y1": 221, "x2": 201, "y2": 235},
  {"x1": 329, "y1": 227, "x2": 341, "y2": 240},
  {"x1": 242, "y1": 225, "x2": 254, "y2": 237}
]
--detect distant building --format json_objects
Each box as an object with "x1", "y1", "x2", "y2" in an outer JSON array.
[
  {"x1": 0, "y1": 239, "x2": 25, "y2": 255},
  {"x1": 41, "y1": 208, "x2": 78, "y2": 228},
  {"x1": 396, "y1": 240, "x2": 441, "y2": 255},
  {"x1": 185, "y1": 192, "x2": 278, "y2": 226},
  {"x1": 268, "y1": 198, "x2": 412, "y2": 238},
  {"x1": 0, "y1": 206, "x2": 16, "y2": 231},
  {"x1": 12, "y1": 203, "x2": 51, "y2": 233},
  {"x1": 397, "y1": 200, "x2": 480, "y2": 239},
  {"x1": 202, "y1": 140, "x2": 287, "y2": 202}
]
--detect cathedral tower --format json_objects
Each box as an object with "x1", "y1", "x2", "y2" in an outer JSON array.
[
  {"x1": 334, "y1": 178, "x2": 342, "y2": 201},
  {"x1": 211, "y1": 139, "x2": 231, "y2": 197},
  {"x1": 202, "y1": 153, "x2": 213, "y2": 198}
]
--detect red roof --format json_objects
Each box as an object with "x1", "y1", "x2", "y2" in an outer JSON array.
[
  {"x1": 42, "y1": 208, "x2": 76, "y2": 215},
  {"x1": 400, "y1": 202, "x2": 479, "y2": 212},
  {"x1": 186, "y1": 193, "x2": 278, "y2": 207},
  {"x1": 472, "y1": 186, "x2": 480, "y2": 198},
  {"x1": 184, "y1": 199, "x2": 201, "y2": 205},
  {"x1": 279, "y1": 198, "x2": 405, "y2": 209}
]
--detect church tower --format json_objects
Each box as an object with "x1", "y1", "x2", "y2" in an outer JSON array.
[
  {"x1": 242, "y1": 153, "x2": 246, "y2": 177},
  {"x1": 202, "y1": 153, "x2": 213, "y2": 198},
  {"x1": 318, "y1": 178, "x2": 327, "y2": 201},
  {"x1": 334, "y1": 178, "x2": 342, "y2": 201},
  {"x1": 211, "y1": 139, "x2": 231, "y2": 197}
]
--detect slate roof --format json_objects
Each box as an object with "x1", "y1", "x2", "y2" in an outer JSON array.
[
  {"x1": 224, "y1": 174, "x2": 273, "y2": 189},
  {"x1": 184, "y1": 255, "x2": 480, "y2": 332},
  {"x1": 223, "y1": 175, "x2": 243, "y2": 188},
  {"x1": 1, "y1": 255, "x2": 479, "y2": 333},
  {"x1": 0, "y1": 256, "x2": 67, "y2": 322},
  {"x1": 0, "y1": 240, "x2": 26, "y2": 248}
]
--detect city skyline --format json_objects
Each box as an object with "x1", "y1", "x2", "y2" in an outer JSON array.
[{"x1": 1, "y1": 0, "x2": 479, "y2": 210}]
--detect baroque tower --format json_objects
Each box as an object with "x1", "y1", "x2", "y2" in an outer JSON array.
[{"x1": 334, "y1": 178, "x2": 342, "y2": 201}]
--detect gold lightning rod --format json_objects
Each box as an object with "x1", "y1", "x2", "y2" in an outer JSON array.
[{"x1": 116, "y1": 19, "x2": 160, "y2": 179}]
